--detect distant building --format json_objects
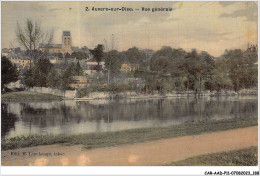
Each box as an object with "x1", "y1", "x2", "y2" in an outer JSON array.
[
  {"x1": 1, "y1": 48, "x2": 9, "y2": 56},
  {"x1": 120, "y1": 63, "x2": 139, "y2": 72},
  {"x1": 243, "y1": 44, "x2": 258, "y2": 58},
  {"x1": 2, "y1": 47, "x2": 22, "y2": 57},
  {"x1": 48, "y1": 56, "x2": 65, "y2": 64},
  {"x1": 39, "y1": 31, "x2": 73, "y2": 54},
  {"x1": 83, "y1": 57, "x2": 105, "y2": 76},
  {"x1": 9, "y1": 58, "x2": 31, "y2": 68},
  {"x1": 39, "y1": 44, "x2": 63, "y2": 53},
  {"x1": 70, "y1": 76, "x2": 88, "y2": 89}
]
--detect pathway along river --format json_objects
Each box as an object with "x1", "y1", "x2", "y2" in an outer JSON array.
[{"x1": 1, "y1": 96, "x2": 257, "y2": 139}]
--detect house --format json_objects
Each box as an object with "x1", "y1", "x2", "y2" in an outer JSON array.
[
  {"x1": 9, "y1": 58, "x2": 31, "y2": 68},
  {"x1": 243, "y1": 44, "x2": 258, "y2": 58},
  {"x1": 83, "y1": 57, "x2": 105, "y2": 76},
  {"x1": 48, "y1": 56, "x2": 66, "y2": 64},
  {"x1": 120, "y1": 63, "x2": 139, "y2": 72},
  {"x1": 70, "y1": 76, "x2": 88, "y2": 89}
]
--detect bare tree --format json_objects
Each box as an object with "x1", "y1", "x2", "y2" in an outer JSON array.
[{"x1": 16, "y1": 19, "x2": 53, "y2": 61}]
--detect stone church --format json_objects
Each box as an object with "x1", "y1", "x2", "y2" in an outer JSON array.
[{"x1": 39, "y1": 31, "x2": 72, "y2": 54}]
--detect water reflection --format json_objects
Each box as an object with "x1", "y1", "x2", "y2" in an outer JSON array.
[
  {"x1": 1, "y1": 96, "x2": 257, "y2": 139},
  {"x1": 1, "y1": 103, "x2": 18, "y2": 138}
]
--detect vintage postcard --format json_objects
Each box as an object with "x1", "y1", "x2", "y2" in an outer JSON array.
[{"x1": 1, "y1": 0, "x2": 258, "y2": 173}]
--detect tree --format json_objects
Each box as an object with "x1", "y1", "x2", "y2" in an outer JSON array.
[
  {"x1": 150, "y1": 56, "x2": 171, "y2": 73},
  {"x1": 104, "y1": 50, "x2": 122, "y2": 73},
  {"x1": 205, "y1": 58, "x2": 232, "y2": 91},
  {"x1": 46, "y1": 68, "x2": 61, "y2": 88},
  {"x1": 23, "y1": 58, "x2": 53, "y2": 87},
  {"x1": 16, "y1": 19, "x2": 53, "y2": 61},
  {"x1": 74, "y1": 61, "x2": 84, "y2": 76},
  {"x1": 223, "y1": 49, "x2": 257, "y2": 91},
  {"x1": 24, "y1": 67, "x2": 35, "y2": 88},
  {"x1": 125, "y1": 47, "x2": 145, "y2": 64},
  {"x1": 71, "y1": 51, "x2": 89, "y2": 60},
  {"x1": 59, "y1": 67, "x2": 73, "y2": 91},
  {"x1": 1, "y1": 56, "x2": 19, "y2": 90},
  {"x1": 65, "y1": 62, "x2": 83, "y2": 76},
  {"x1": 91, "y1": 44, "x2": 104, "y2": 65}
]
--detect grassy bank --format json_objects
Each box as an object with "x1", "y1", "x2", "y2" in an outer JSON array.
[
  {"x1": 1, "y1": 91, "x2": 63, "y2": 101},
  {"x1": 166, "y1": 146, "x2": 258, "y2": 166},
  {"x1": 2, "y1": 118, "x2": 257, "y2": 151}
]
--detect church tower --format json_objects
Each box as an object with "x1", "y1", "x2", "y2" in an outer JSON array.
[{"x1": 62, "y1": 31, "x2": 72, "y2": 54}]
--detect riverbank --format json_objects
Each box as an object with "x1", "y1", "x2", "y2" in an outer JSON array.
[
  {"x1": 1, "y1": 88, "x2": 257, "y2": 101},
  {"x1": 1, "y1": 91, "x2": 63, "y2": 101},
  {"x1": 166, "y1": 146, "x2": 258, "y2": 166},
  {"x1": 2, "y1": 117, "x2": 257, "y2": 151},
  {"x1": 2, "y1": 126, "x2": 257, "y2": 166},
  {"x1": 77, "y1": 88, "x2": 258, "y2": 100}
]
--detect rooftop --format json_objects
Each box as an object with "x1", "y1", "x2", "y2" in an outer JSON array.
[
  {"x1": 39, "y1": 43, "x2": 62, "y2": 49},
  {"x1": 63, "y1": 31, "x2": 71, "y2": 36}
]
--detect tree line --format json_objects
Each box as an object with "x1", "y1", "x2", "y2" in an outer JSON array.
[
  {"x1": 2, "y1": 45, "x2": 257, "y2": 93},
  {"x1": 2, "y1": 18, "x2": 257, "y2": 93}
]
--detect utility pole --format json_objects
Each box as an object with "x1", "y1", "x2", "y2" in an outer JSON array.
[
  {"x1": 103, "y1": 39, "x2": 108, "y2": 52},
  {"x1": 111, "y1": 34, "x2": 114, "y2": 51}
]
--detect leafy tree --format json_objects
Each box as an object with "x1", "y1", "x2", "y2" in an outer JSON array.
[
  {"x1": 223, "y1": 49, "x2": 257, "y2": 91},
  {"x1": 71, "y1": 51, "x2": 89, "y2": 60},
  {"x1": 179, "y1": 50, "x2": 215, "y2": 92},
  {"x1": 46, "y1": 68, "x2": 61, "y2": 88},
  {"x1": 205, "y1": 58, "x2": 232, "y2": 91},
  {"x1": 91, "y1": 44, "x2": 104, "y2": 65},
  {"x1": 74, "y1": 61, "x2": 84, "y2": 76},
  {"x1": 1, "y1": 56, "x2": 19, "y2": 89},
  {"x1": 125, "y1": 47, "x2": 145, "y2": 64},
  {"x1": 23, "y1": 58, "x2": 53, "y2": 87},
  {"x1": 24, "y1": 67, "x2": 35, "y2": 88},
  {"x1": 59, "y1": 67, "x2": 73, "y2": 91},
  {"x1": 104, "y1": 50, "x2": 122, "y2": 73},
  {"x1": 150, "y1": 56, "x2": 171, "y2": 73}
]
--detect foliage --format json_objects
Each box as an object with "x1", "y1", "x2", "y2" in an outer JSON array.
[
  {"x1": 1, "y1": 56, "x2": 19, "y2": 89},
  {"x1": 78, "y1": 83, "x2": 136, "y2": 97},
  {"x1": 1, "y1": 91, "x2": 62, "y2": 101},
  {"x1": 24, "y1": 58, "x2": 53, "y2": 87},
  {"x1": 125, "y1": 47, "x2": 146, "y2": 64},
  {"x1": 71, "y1": 51, "x2": 89, "y2": 60},
  {"x1": 148, "y1": 46, "x2": 257, "y2": 93},
  {"x1": 24, "y1": 58, "x2": 85, "y2": 90},
  {"x1": 224, "y1": 50, "x2": 258, "y2": 91},
  {"x1": 167, "y1": 146, "x2": 258, "y2": 166},
  {"x1": 91, "y1": 44, "x2": 104, "y2": 64},
  {"x1": 205, "y1": 58, "x2": 233, "y2": 91},
  {"x1": 46, "y1": 68, "x2": 61, "y2": 88},
  {"x1": 74, "y1": 61, "x2": 84, "y2": 76},
  {"x1": 8, "y1": 44, "x2": 258, "y2": 93},
  {"x1": 104, "y1": 50, "x2": 122, "y2": 73}
]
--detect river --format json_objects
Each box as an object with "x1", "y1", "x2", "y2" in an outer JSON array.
[{"x1": 1, "y1": 96, "x2": 257, "y2": 139}]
